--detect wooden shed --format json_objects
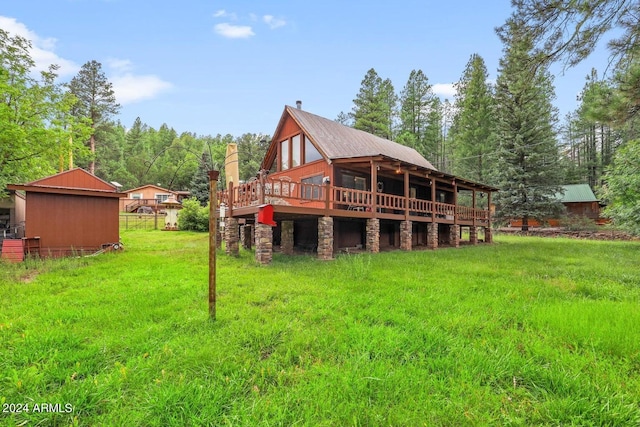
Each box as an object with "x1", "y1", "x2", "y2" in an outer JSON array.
[{"x1": 6, "y1": 168, "x2": 126, "y2": 258}]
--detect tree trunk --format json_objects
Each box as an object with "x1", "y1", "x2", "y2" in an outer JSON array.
[{"x1": 521, "y1": 215, "x2": 529, "y2": 231}]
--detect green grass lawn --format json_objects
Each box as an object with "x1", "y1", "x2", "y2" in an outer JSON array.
[{"x1": 1, "y1": 231, "x2": 639, "y2": 426}]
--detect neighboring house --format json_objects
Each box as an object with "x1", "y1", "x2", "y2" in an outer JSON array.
[
  {"x1": 509, "y1": 184, "x2": 604, "y2": 228},
  {"x1": 0, "y1": 190, "x2": 26, "y2": 242},
  {"x1": 219, "y1": 103, "x2": 498, "y2": 264},
  {"x1": 6, "y1": 168, "x2": 125, "y2": 258},
  {"x1": 120, "y1": 184, "x2": 189, "y2": 213},
  {"x1": 557, "y1": 184, "x2": 602, "y2": 221}
]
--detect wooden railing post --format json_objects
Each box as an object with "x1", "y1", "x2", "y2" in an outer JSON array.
[
  {"x1": 259, "y1": 170, "x2": 266, "y2": 205},
  {"x1": 228, "y1": 181, "x2": 234, "y2": 217},
  {"x1": 324, "y1": 181, "x2": 331, "y2": 216}
]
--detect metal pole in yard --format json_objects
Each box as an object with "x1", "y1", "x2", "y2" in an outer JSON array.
[{"x1": 208, "y1": 170, "x2": 220, "y2": 320}]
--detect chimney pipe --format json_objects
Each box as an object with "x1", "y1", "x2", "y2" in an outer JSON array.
[{"x1": 296, "y1": 100, "x2": 302, "y2": 110}]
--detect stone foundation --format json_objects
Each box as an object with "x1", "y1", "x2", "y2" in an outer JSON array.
[
  {"x1": 366, "y1": 218, "x2": 380, "y2": 253},
  {"x1": 255, "y1": 220, "x2": 273, "y2": 265},
  {"x1": 317, "y1": 217, "x2": 333, "y2": 260},
  {"x1": 225, "y1": 218, "x2": 239, "y2": 256},
  {"x1": 281, "y1": 220, "x2": 294, "y2": 255},
  {"x1": 449, "y1": 224, "x2": 460, "y2": 248},
  {"x1": 400, "y1": 220, "x2": 412, "y2": 251},
  {"x1": 427, "y1": 223, "x2": 438, "y2": 249},
  {"x1": 485, "y1": 227, "x2": 493, "y2": 243},
  {"x1": 469, "y1": 226, "x2": 478, "y2": 244}
]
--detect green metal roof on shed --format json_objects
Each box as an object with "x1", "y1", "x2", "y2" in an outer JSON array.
[{"x1": 557, "y1": 184, "x2": 598, "y2": 203}]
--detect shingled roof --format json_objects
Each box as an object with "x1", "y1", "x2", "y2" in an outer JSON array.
[{"x1": 284, "y1": 105, "x2": 438, "y2": 170}]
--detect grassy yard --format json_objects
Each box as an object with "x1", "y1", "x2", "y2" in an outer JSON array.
[{"x1": 1, "y1": 231, "x2": 639, "y2": 426}]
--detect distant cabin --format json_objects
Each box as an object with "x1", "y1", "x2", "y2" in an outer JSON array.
[
  {"x1": 120, "y1": 184, "x2": 190, "y2": 213},
  {"x1": 509, "y1": 184, "x2": 605, "y2": 228}
]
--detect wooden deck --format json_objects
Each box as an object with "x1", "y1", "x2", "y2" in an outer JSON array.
[{"x1": 218, "y1": 177, "x2": 491, "y2": 227}]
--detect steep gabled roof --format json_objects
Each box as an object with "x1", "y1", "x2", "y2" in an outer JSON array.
[
  {"x1": 557, "y1": 184, "x2": 598, "y2": 203},
  {"x1": 266, "y1": 105, "x2": 437, "y2": 170}
]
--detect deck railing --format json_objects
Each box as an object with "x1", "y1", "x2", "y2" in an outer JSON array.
[{"x1": 218, "y1": 178, "x2": 490, "y2": 224}]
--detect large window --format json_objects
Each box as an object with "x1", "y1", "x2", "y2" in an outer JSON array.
[
  {"x1": 292, "y1": 135, "x2": 301, "y2": 167},
  {"x1": 304, "y1": 136, "x2": 322, "y2": 163},
  {"x1": 278, "y1": 133, "x2": 323, "y2": 171},
  {"x1": 302, "y1": 174, "x2": 323, "y2": 200},
  {"x1": 280, "y1": 140, "x2": 289, "y2": 170}
]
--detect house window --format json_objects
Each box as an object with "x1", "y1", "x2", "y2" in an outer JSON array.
[
  {"x1": 302, "y1": 174, "x2": 323, "y2": 200},
  {"x1": 130, "y1": 193, "x2": 142, "y2": 200},
  {"x1": 341, "y1": 173, "x2": 367, "y2": 190},
  {"x1": 280, "y1": 140, "x2": 289, "y2": 170},
  {"x1": 292, "y1": 135, "x2": 301, "y2": 167},
  {"x1": 304, "y1": 136, "x2": 322, "y2": 163},
  {"x1": 156, "y1": 193, "x2": 170, "y2": 202}
]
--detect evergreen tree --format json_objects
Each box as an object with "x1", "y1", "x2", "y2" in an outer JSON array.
[
  {"x1": 493, "y1": 19, "x2": 564, "y2": 230},
  {"x1": 397, "y1": 69, "x2": 435, "y2": 157},
  {"x1": 190, "y1": 152, "x2": 213, "y2": 206},
  {"x1": 450, "y1": 54, "x2": 495, "y2": 182},
  {"x1": 67, "y1": 60, "x2": 120, "y2": 174},
  {"x1": 352, "y1": 68, "x2": 396, "y2": 139}
]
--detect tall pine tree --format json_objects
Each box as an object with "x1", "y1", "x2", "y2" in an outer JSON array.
[
  {"x1": 398, "y1": 69, "x2": 436, "y2": 157},
  {"x1": 493, "y1": 19, "x2": 564, "y2": 230},
  {"x1": 352, "y1": 68, "x2": 396, "y2": 139},
  {"x1": 450, "y1": 54, "x2": 495, "y2": 183},
  {"x1": 67, "y1": 60, "x2": 120, "y2": 174}
]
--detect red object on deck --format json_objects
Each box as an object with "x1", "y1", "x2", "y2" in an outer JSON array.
[
  {"x1": 257, "y1": 204, "x2": 277, "y2": 226},
  {"x1": 1, "y1": 239, "x2": 24, "y2": 263}
]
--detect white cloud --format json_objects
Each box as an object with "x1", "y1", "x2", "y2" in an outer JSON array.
[
  {"x1": 263, "y1": 15, "x2": 286, "y2": 29},
  {"x1": 110, "y1": 73, "x2": 173, "y2": 105},
  {"x1": 106, "y1": 58, "x2": 134, "y2": 73},
  {"x1": 0, "y1": 15, "x2": 78, "y2": 76},
  {"x1": 432, "y1": 83, "x2": 457, "y2": 99},
  {"x1": 214, "y1": 23, "x2": 255, "y2": 39},
  {"x1": 213, "y1": 9, "x2": 226, "y2": 18}
]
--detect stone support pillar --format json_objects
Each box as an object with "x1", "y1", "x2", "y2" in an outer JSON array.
[
  {"x1": 469, "y1": 226, "x2": 478, "y2": 245},
  {"x1": 449, "y1": 224, "x2": 460, "y2": 248},
  {"x1": 484, "y1": 227, "x2": 493, "y2": 244},
  {"x1": 255, "y1": 215, "x2": 273, "y2": 265},
  {"x1": 317, "y1": 217, "x2": 334, "y2": 260},
  {"x1": 400, "y1": 220, "x2": 412, "y2": 251},
  {"x1": 281, "y1": 220, "x2": 294, "y2": 255},
  {"x1": 366, "y1": 218, "x2": 380, "y2": 253},
  {"x1": 225, "y1": 218, "x2": 239, "y2": 256},
  {"x1": 427, "y1": 223, "x2": 438, "y2": 249}
]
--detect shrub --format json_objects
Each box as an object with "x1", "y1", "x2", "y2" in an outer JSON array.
[{"x1": 178, "y1": 198, "x2": 209, "y2": 231}]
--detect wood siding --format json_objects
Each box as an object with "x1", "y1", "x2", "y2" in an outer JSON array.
[{"x1": 26, "y1": 192, "x2": 120, "y2": 257}]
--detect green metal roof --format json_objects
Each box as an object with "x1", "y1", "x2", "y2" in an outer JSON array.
[{"x1": 556, "y1": 184, "x2": 598, "y2": 203}]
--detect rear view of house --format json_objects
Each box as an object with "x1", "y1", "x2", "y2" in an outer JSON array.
[{"x1": 219, "y1": 104, "x2": 497, "y2": 264}]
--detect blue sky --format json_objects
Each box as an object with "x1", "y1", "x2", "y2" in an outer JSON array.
[{"x1": 2, "y1": 0, "x2": 614, "y2": 138}]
